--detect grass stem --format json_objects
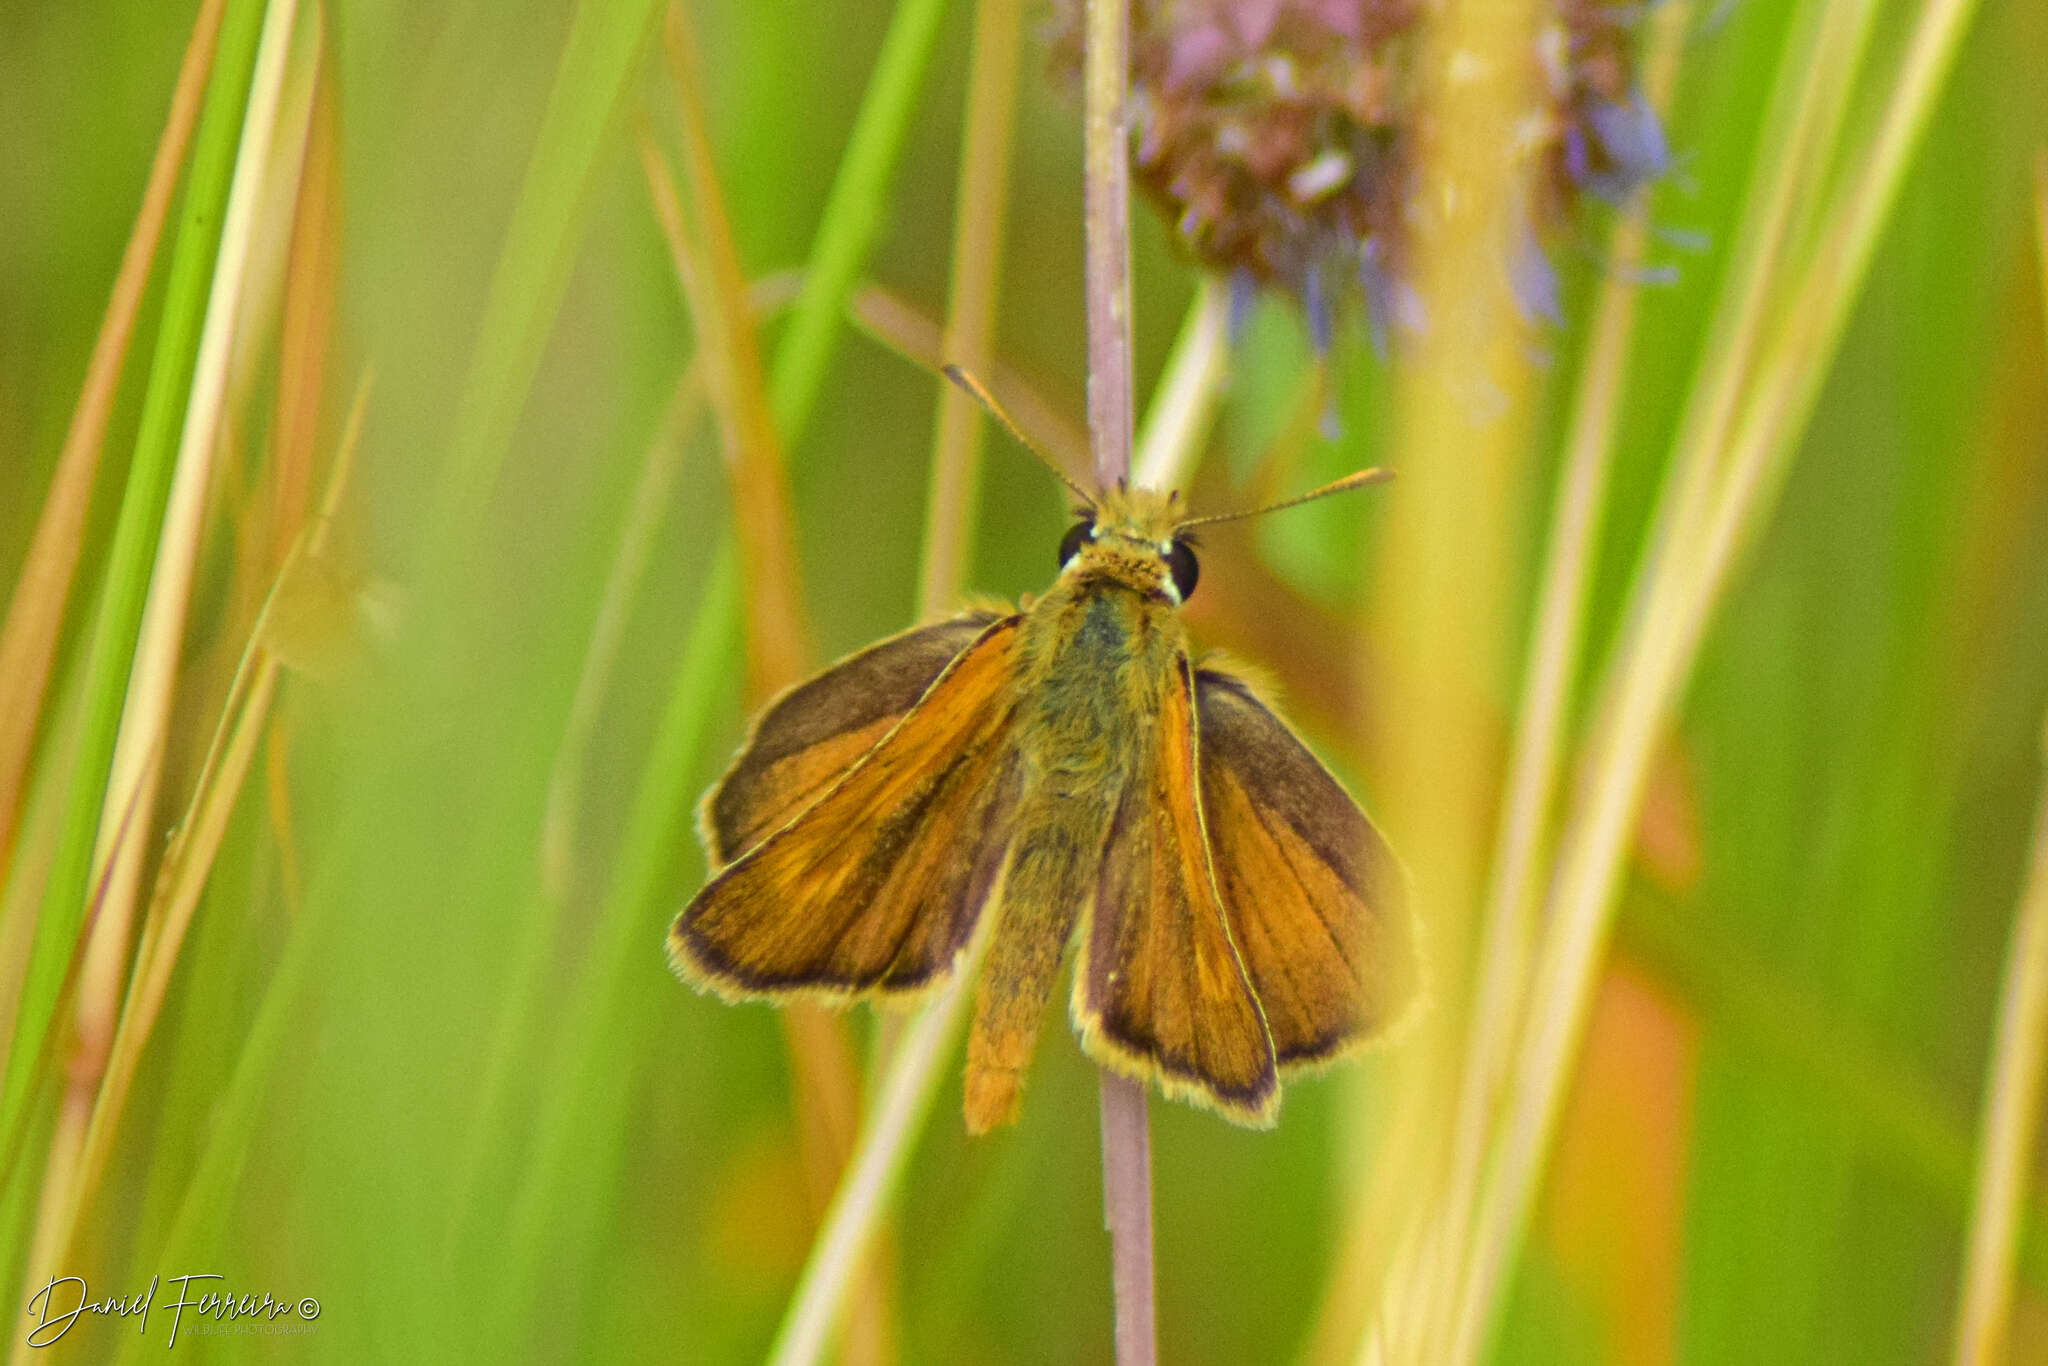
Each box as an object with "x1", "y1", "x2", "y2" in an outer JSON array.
[
  {"x1": 1082, "y1": 0, "x2": 1134, "y2": 493},
  {"x1": 851, "y1": 285, "x2": 1092, "y2": 478},
  {"x1": 70, "y1": 0, "x2": 301, "y2": 1106},
  {"x1": 0, "y1": 0, "x2": 267, "y2": 1212},
  {"x1": 1100, "y1": 1070, "x2": 1158, "y2": 1366},
  {"x1": 918, "y1": 0, "x2": 1023, "y2": 619},
  {"x1": 0, "y1": 0, "x2": 227, "y2": 897},
  {"x1": 765, "y1": 950, "x2": 989, "y2": 1366},
  {"x1": 47, "y1": 366, "x2": 364, "y2": 1295},
  {"x1": 428, "y1": 0, "x2": 666, "y2": 543},
  {"x1": 769, "y1": 0, "x2": 953, "y2": 449},
  {"x1": 657, "y1": 8, "x2": 811, "y2": 693},
  {"x1": 1080, "y1": 0, "x2": 1155, "y2": 1361},
  {"x1": 1351, "y1": 1, "x2": 1547, "y2": 1353},
  {"x1": 1132, "y1": 276, "x2": 1227, "y2": 493}
]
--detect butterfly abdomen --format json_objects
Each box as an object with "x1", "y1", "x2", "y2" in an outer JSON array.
[
  {"x1": 963, "y1": 583, "x2": 1185, "y2": 1132},
  {"x1": 964, "y1": 784, "x2": 1110, "y2": 1133}
]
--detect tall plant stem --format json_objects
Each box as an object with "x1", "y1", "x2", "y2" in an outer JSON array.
[
  {"x1": 919, "y1": 0, "x2": 1024, "y2": 618},
  {"x1": 1080, "y1": 0, "x2": 1155, "y2": 1363},
  {"x1": 1101, "y1": 1070, "x2": 1158, "y2": 1366},
  {"x1": 1082, "y1": 0, "x2": 1135, "y2": 491}
]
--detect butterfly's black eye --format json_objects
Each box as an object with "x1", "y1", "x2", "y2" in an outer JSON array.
[
  {"x1": 1165, "y1": 538, "x2": 1199, "y2": 602},
  {"x1": 1058, "y1": 520, "x2": 1093, "y2": 569}
]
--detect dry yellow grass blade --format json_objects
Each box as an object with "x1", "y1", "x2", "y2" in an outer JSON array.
[
  {"x1": 1413, "y1": 3, "x2": 1691, "y2": 1349},
  {"x1": 638, "y1": 135, "x2": 864, "y2": 1195},
  {"x1": 657, "y1": 4, "x2": 811, "y2": 699},
  {"x1": 7, "y1": 4, "x2": 306, "y2": 1333},
  {"x1": 850, "y1": 284, "x2": 1092, "y2": 480},
  {"x1": 1446, "y1": 1, "x2": 1986, "y2": 1360},
  {"x1": 1948, "y1": 154, "x2": 2048, "y2": 1366},
  {"x1": 1951, "y1": 711, "x2": 2048, "y2": 1366},
  {"x1": 1352, "y1": 3, "x2": 1548, "y2": 1359},
  {"x1": 538, "y1": 364, "x2": 707, "y2": 902},
  {"x1": 41, "y1": 370, "x2": 369, "y2": 1286},
  {"x1": 265, "y1": 19, "x2": 339, "y2": 575},
  {"x1": 0, "y1": 0, "x2": 227, "y2": 897},
  {"x1": 649, "y1": 16, "x2": 885, "y2": 1356},
  {"x1": 73, "y1": 0, "x2": 304, "y2": 1061},
  {"x1": 918, "y1": 0, "x2": 1023, "y2": 618}
]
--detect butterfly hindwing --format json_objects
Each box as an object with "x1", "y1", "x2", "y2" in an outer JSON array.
[
  {"x1": 672, "y1": 614, "x2": 1024, "y2": 1001},
  {"x1": 1072, "y1": 653, "x2": 1279, "y2": 1126},
  {"x1": 1193, "y1": 667, "x2": 1418, "y2": 1068},
  {"x1": 700, "y1": 610, "x2": 1003, "y2": 864}
]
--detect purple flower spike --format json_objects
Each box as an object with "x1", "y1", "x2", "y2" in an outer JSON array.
[
  {"x1": 1228, "y1": 268, "x2": 1260, "y2": 346},
  {"x1": 1165, "y1": 24, "x2": 1234, "y2": 92},
  {"x1": 1511, "y1": 227, "x2": 1563, "y2": 327},
  {"x1": 1564, "y1": 122, "x2": 1593, "y2": 192},
  {"x1": 1392, "y1": 278, "x2": 1428, "y2": 338},
  {"x1": 1586, "y1": 90, "x2": 1671, "y2": 199},
  {"x1": 1358, "y1": 237, "x2": 1395, "y2": 358},
  {"x1": 1067, "y1": 0, "x2": 1672, "y2": 354},
  {"x1": 1655, "y1": 224, "x2": 1711, "y2": 254},
  {"x1": 1304, "y1": 260, "x2": 1333, "y2": 353}
]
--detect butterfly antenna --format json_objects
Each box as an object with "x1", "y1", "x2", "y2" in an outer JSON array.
[
  {"x1": 1176, "y1": 467, "x2": 1394, "y2": 529},
  {"x1": 942, "y1": 365, "x2": 1095, "y2": 507}
]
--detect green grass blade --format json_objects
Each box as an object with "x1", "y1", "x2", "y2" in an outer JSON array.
[
  {"x1": 489, "y1": 544, "x2": 740, "y2": 1322},
  {"x1": 428, "y1": 0, "x2": 668, "y2": 544},
  {"x1": 0, "y1": 0, "x2": 267, "y2": 1189},
  {"x1": 768, "y1": 0, "x2": 952, "y2": 450}
]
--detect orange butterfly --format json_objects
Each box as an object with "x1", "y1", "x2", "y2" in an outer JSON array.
[{"x1": 670, "y1": 386, "x2": 1420, "y2": 1132}]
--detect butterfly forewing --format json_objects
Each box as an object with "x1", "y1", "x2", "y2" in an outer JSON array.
[
  {"x1": 1073, "y1": 654, "x2": 1280, "y2": 1125},
  {"x1": 701, "y1": 610, "x2": 1004, "y2": 864},
  {"x1": 1194, "y1": 667, "x2": 1418, "y2": 1066},
  {"x1": 673, "y1": 615, "x2": 1024, "y2": 1000}
]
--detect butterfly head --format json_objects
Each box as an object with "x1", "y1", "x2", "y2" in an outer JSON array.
[
  {"x1": 937, "y1": 363, "x2": 1392, "y2": 608},
  {"x1": 1058, "y1": 484, "x2": 1200, "y2": 606}
]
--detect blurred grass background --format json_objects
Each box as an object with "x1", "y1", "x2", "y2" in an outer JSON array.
[{"x1": 2, "y1": 1, "x2": 2047, "y2": 1363}]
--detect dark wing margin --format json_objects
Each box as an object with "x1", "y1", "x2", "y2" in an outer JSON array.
[
  {"x1": 671, "y1": 616, "x2": 1022, "y2": 1003},
  {"x1": 700, "y1": 610, "x2": 1005, "y2": 865},
  {"x1": 1193, "y1": 666, "x2": 1418, "y2": 1069},
  {"x1": 1072, "y1": 654, "x2": 1279, "y2": 1126}
]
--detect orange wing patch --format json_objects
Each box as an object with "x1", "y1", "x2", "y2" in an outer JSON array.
[
  {"x1": 1194, "y1": 667, "x2": 1418, "y2": 1068},
  {"x1": 672, "y1": 617, "x2": 1023, "y2": 1001},
  {"x1": 700, "y1": 611, "x2": 1005, "y2": 864},
  {"x1": 1072, "y1": 655, "x2": 1278, "y2": 1125}
]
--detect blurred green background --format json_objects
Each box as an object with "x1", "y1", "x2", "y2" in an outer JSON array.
[{"x1": 3, "y1": 1, "x2": 2047, "y2": 1363}]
